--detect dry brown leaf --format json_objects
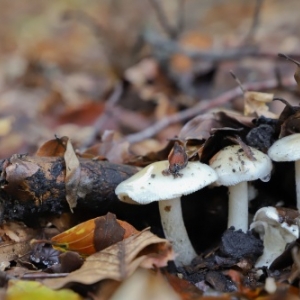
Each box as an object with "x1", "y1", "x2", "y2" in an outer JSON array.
[
  {"x1": 0, "y1": 222, "x2": 37, "y2": 269},
  {"x1": 244, "y1": 91, "x2": 276, "y2": 117},
  {"x1": 43, "y1": 228, "x2": 174, "y2": 289},
  {"x1": 5, "y1": 155, "x2": 39, "y2": 184},
  {"x1": 109, "y1": 268, "x2": 180, "y2": 300},
  {"x1": 82, "y1": 130, "x2": 131, "y2": 164},
  {"x1": 165, "y1": 272, "x2": 203, "y2": 300},
  {"x1": 64, "y1": 137, "x2": 81, "y2": 212},
  {"x1": 36, "y1": 137, "x2": 67, "y2": 157}
]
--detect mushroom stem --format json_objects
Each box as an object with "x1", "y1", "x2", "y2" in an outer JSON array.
[
  {"x1": 228, "y1": 182, "x2": 248, "y2": 232},
  {"x1": 158, "y1": 197, "x2": 197, "y2": 266},
  {"x1": 295, "y1": 160, "x2": 300, "y2": 210}
]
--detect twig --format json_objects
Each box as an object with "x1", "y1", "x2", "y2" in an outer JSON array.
[
  {"x1": 148, "y1": 0, "x2": 178, "y2": 39},
  {"x1": 242, "y1": 0, "x2": 264, "y2": 45},
  {"x1": 229, "y1": 71, "x2": 246, "y2": 93},
  {"x1": 81, "y1": 82, "x2": 124, "y2": 149},
  {"x1": 22, "y1": 273, "x2": 69, "y2": 279},
  {"x1": 176, "y1": 0, "x2": 185, "y2": 34},
  {"x1": 145, "y1": 31, "x2": 258, "y2": 62},
  {"x1": 123, "y1": 75, "x2": 296, "y2": 144}
]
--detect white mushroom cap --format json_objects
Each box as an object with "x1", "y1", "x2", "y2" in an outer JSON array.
[
  {"x1": 115, "y1": 160, "x2": 217, "y2": 204},
  {"x1": 209, "y1": 145, "x2": 273, "y2": 186},
  {"x1": 250, "y1": 206, "x2": 299, "y2": 268},
  {"x1": 268, "y1": 134, "x2": 300, "y2": 161},
  {"x1": 253, "y1": 206, "x2": 299, "y2": 238}
]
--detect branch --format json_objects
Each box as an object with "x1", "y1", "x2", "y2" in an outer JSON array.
[
  {"x1": 148, "y1": 0, "x2": 178, "y2": 39},
  {"x1": 242, "y1": 0, "x2": 264, "y2": 45},
  {"x1": 81, "y1": 82, "x2": 124, "y2": 148},
  {"x1": 124, "y1": 75, "x2": 296, "y2": 144}
]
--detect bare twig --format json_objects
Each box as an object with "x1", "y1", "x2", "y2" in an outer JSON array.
[
  {"x1": 82, "y1": 82, "x2": 124, "y2": 148},
  {"x1": 148, "y1": 0, "x2": 178, "y2": 39},
  {"x1": 123, "y1": 76, "x2": 296, "y2": 144},
  {"x1": 229, "y1": 71, "x2": 246, "y2": 94},
  {"x1": 145, "y1": 31, "x2": 258, "y2": 62},
  {"x1": 176, "y1": 0, "x2": 185, "y2": 34},
  {"x1": 242, "y1": 0, "x2": 264, "y2": 45}
]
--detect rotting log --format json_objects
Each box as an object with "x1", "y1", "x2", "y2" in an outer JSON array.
[{"x1": 0, "y1": 155, "x2": 141, "y2": 225}]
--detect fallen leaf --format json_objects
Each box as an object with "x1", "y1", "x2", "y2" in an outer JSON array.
[
  {"x1": 165, "y1": 272, "x2": 203, "y2": 300},
  {"x1": 64, "y1": 137, "x2": 81, "y2": 211},
  {"x1": 5, "y1": 279, "x2": 82, "y2": 300},
  {"x1": 0, "y1": 222, "x2": 36, "y2": 269},
  {"x1": 36, "y1": 136, "x2": 67, "y2": 157},
  {"x1": 51, "y1": 213, "x2": 139, "y2": 255},
  {"x1": 5, "y1": 155, "x2": 39, "y2": 184},
  {"x1": 44, "y1": 228, "x2": 174, "y2": 289},
  {"x1": 244, "y1": 91, "x2": 275, "y2": 117},
  {"x1": 82, "y1": 130, "x2": 131, "y2": 164}
]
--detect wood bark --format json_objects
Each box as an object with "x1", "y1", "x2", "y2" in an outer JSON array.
[{"x1": 0, "y1": 155, "x2": 141, "y2": 225}]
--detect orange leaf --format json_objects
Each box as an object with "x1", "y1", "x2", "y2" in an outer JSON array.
[
  {"x1": 44, "y1": 229, "x2": 174, "y2": 289},
  {"x1": 36, "y1": 136, "x2": 67, "y2": 157},
  {"x1": 51, "y1": 213, "x2": 139, "y2": 256}
]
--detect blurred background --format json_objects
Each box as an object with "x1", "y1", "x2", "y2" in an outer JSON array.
[{"x1": 0, "y1": 0, "x2": 299, "y2": 158}]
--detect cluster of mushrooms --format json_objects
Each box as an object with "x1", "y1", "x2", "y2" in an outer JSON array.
[{"x1": 115, "y1": 98, "x2": 300, "y2": 267}]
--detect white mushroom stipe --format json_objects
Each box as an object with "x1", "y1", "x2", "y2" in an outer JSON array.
[
  {"x1": 228, "y1": 182, "x2": 248, "y2": 233},
  {"x1": 268, "y1": 134, "x2": 300, "y2": 210},
  {"x1": 209, "y1": 145, "x2": 273, "y2": 232},
  {"x1": 115, "y1": 160, "x2": 217, "y2": 266},
  {"x1": 159, "y1": 198, "x2": 197, "y2": 266}
]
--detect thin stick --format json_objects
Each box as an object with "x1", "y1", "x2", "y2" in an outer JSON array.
[
  {"x1": 243, "y1": 0, "x2": 264, "y2": 44},
  {"x1": 148, "y1": 0, "x2": 176, "y2": 39},
  {"x1": 229, "y1": 70, "x2": 246, "y2": 94},
  {"x1": 124, "y1": 76, "x2": 296, "y2": 144},
  {"x1": 82, "y1": 82, "x2": 124, "y2": 148},
  {"x1": 176, "y1": 0, "x2": 185, "y2": 35}
]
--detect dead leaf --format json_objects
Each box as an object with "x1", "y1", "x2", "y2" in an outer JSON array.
[
  {"x1": 44, "y1": 228, "x2": 174, "y2": 289},
  {"x1": 244, "y1": 91, "x2": 275, "y2": 117},
  {"x1": 64, "y1": 137, "x2": 81, "y2": 212},
  {"x1": 0, "y1": 222, "x2": 37, "y2": 269},
  {"x1": 51, "y1": 213, "x2": 139, "y2": 255},
  {"x1": 165, "y1": 272, "x2": 203, "y2": 300},
  {"x1": 5, "y1": 155, "x2": 39, "y2": 184},
  {"x1": 5, "y1": 279, "x2": 82, "y2": 300},
  {"x1": 82, "y1": 130, "x2": 131, "y2": 164},
  {"x1": 36, "y1": 136, "x2": 66, "y2": 157}
]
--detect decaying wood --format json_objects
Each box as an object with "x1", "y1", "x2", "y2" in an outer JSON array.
[{"x1": 0, "y1": 155, "x2": 138, "y2": 224}]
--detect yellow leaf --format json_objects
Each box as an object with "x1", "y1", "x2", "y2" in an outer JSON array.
[{"x1": 6, "y1": 280, "x2": 82, "y2": 300}]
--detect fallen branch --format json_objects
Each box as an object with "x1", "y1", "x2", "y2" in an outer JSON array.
[
  {"x1": 0, "y1": 156, "x2": 138, "y2": 224},
  {"x1": 124, "y1": 76, "x2": 296, "y2": 144}
]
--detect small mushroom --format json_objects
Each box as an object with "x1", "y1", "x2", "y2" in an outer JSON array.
[
  {"x1": 268, "y1": 134, "x2": 300, "y2": 210},
  {"x1": 209, "y1": 145, "x2": 273, "y2": 232},
  {"x1": 115, "y1": 160, "x2": 217, "y2": 266},
  {"x1": 250, "y1": 206, "x2": 299, "y2": 268}
]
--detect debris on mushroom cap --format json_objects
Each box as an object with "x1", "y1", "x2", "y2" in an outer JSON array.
[
  {"x1": 250, "y1": 206, "x2": 299, "y2": 268},
  {"x1": 268, "y1": 133, "x2": 300, "y2": 161},
  {"x1": 252, "y1": 206, "x2": 299, "y2": 237},
  {"x1": 209, "y1": 145, "x2": 273, "y2": 186},
  {"x1": 115, "y1": 160, "x2": 217, "y2": 204}
]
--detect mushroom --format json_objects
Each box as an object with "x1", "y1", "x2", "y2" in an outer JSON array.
[
  {"x1": 209, "y1": 145, "x2": 273, "y2": 232},
  {"x1": 115, "y1": 160, "x2": 217, "y2": 266},
  {"x1": 250, "y1": 206, "x2": 299, "y2": 268},
  {"x1": 268, "y1": 133, "x2": 300, "y2": 210}
]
